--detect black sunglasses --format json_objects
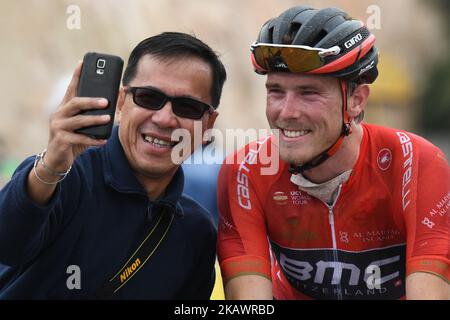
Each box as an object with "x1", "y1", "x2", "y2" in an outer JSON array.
[{"x1": 125, "y1": 86, "x2": 215, "y2": 120}]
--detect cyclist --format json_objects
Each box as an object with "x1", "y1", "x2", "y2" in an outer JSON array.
[{"x1": 217, "y1": 6, "x2": 449, "y2": 300}]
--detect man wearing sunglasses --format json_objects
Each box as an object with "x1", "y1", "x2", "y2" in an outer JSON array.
[
  {"x1": 0, "y1": 32, "x2": 226, "y2": 299},
  {"x1": 218, "y1": 6, "x2": 449, "y2": 300}
]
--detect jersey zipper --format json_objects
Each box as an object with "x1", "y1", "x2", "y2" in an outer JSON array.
[{"x1": 320, "y1": 184, "x2": 343, "y2": 300}]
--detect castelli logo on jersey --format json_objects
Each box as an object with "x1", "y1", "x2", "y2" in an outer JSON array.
[
  {"x1": 377, "y1": 148, "x2": 392, "y2": 171},
  {"x1": 273, "y1": 191, "x2": 288, "y2": 205},
  {"x1": 396, "y1": 132, "x2": 414, "y2": 211}
]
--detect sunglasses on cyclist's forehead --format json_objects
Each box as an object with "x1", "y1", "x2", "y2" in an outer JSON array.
[
  {"x1": 251, "y1": 42, "x2": 341, "y2": 74},
  {"x1": 124, "y1": 86, "x2": 215, "y2": 120}
]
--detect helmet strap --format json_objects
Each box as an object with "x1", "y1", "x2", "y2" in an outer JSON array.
[{"x1": 289, "y1": 80, "x2": 353, "y2": 174}]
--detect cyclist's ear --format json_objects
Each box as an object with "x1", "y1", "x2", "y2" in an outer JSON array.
[{"x1": 348, "y1": 84, "x2": 370, "y2": 119}]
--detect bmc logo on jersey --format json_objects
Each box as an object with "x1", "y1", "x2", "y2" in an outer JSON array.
[
  {"x1": 377, "y1": 148, "x2": 392, "y2": 171},
  {"x1": 270, "y1": 240, "x2": 406, "y2": 300}
]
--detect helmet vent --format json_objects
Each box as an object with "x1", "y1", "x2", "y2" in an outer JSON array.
[
  {"x1": 310, "y1": 29, "x2": 328, "y2": 47},
  {"x1": 359, "y1": 28, "x2": 370, "y2": 39},
  {"x1": 268, "y1": 26, "x2": 274, "y2": 43},
  {"x1": 283, "y1": 23, "x2": 301, "y2": 44}
]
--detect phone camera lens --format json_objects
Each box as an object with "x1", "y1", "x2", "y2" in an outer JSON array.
[{"x1": 97, "y1": 59, "x2": 106, "y2": 69}]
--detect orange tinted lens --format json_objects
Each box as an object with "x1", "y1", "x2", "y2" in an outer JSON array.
[
  {"x1": 254, "y1": 46, "x2": 324, "y2": 73},
  {"x1": 281, "y1": 47, "x2": 324, "y2": 72},
  {"x1": 253, "y1": 46, "x2": 278, "y2": 70}
]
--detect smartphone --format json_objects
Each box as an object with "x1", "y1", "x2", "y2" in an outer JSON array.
[{"x1": 75, "y1": 52, "x2": 124, "y2": 139}]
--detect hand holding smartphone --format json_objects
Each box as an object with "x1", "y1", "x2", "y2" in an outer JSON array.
[{"x1": 75, "y1": 52, "x2": 124, "y2": 139}]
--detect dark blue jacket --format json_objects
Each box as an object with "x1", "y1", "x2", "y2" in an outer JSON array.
[{"x1": 0, "y1": 127, "x2": 217, "y2": 299}]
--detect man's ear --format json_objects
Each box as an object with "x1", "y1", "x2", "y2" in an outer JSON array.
[
  {"x1": 348, "y1": 84, "x2": 370, "y2": 118},
  {"x1": 206, "y1": 111, "x2": 218, "y2": 130},
  {"x1": 203, "y1": 111, "x2": 218, "y2": 144},
  {"x1": 115, "y1": 87, "x2": 126, "y2": 123}
]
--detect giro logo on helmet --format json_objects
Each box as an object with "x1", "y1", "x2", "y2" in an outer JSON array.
[{"x1": 344, "y1": 33, "x2": 363, "y2": 49}]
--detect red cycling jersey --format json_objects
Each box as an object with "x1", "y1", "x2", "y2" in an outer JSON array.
[{"x1": 217, "y1": 123, "x2": 449, "y2": 300}]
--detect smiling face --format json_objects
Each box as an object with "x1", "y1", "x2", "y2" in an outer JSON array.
[
  {"x1": 116, "y1": 54, "x2": 217, "y2": 180},
  {"x1": 265, "y1": 73, "x2": 343, "y2": 165}
]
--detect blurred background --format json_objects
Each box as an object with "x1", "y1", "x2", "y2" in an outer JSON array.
[{"x1": 0, "y1": 0, "x2": 449, "y2": 186}]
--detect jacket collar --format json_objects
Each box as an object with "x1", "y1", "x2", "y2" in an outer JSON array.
[{"x1": 101, "y1": 126, "x2": 184, "y2": 217}]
